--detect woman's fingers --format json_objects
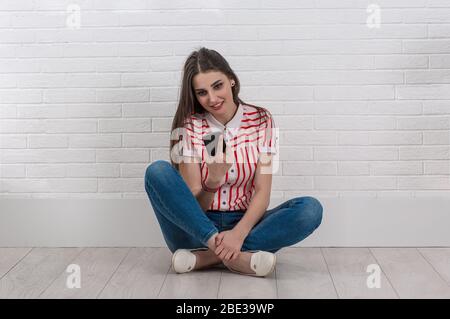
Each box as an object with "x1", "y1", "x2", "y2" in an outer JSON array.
[
  {"x1": 203, "y1": 139, "x2": 213, "y2": 163},
  {"x1": 215, "y1": 235, "x2": 223, "y2": 246},
  {"x1": 224, "y1": 250, "x2": 234, "y2": 261},
  {"x1": 204, "y1": 133, "x2": 225, "y2": 163},
  {"x1": 215, "y1": 245, "x2": 221, "y2": 255},
  {"x1": 217, "y1": 133, "x2": 223, "y2": 152},
  {"x1": 219, "y1": 249, "x2": 228, "y2": 260},
  {"x1": 216, "y1": 134, "x2": 225, "y2": 162}
]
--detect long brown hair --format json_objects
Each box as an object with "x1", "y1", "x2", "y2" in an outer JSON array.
[{"x1": 169, "y1": 47, "x2": 273, "y2": 171}]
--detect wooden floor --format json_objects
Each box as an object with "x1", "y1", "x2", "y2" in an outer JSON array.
[{"x1": 0, "y1": 247, "x2": 449, "y2": 299}]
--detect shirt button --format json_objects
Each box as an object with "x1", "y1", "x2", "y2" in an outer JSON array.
[
  {"x1": 222, "y1": 201, "x2": 226, "y2": 205},
  {"x1": 223, "y1": 190, "x2": 226, "y2": 194},
  {"x1": 231, "y1": 169, "x2": 234, "y2": 173}
]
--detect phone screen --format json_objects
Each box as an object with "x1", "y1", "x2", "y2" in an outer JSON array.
[{"x1": 203, "y1": 132, "x2": 226, "y2": 157}]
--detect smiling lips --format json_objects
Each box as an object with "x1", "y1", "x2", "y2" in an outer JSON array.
[{"x1": 211, "y1": 101, "x2": 224, "y2": 110}]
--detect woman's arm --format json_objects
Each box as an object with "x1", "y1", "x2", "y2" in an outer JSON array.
[
  {"x1": 214, "y1": 154, "x2": 274, "y2": 260},
  {"x1": 179, "y1": 160, "x2": 219, "y2": 212},
  {"x1": 233, "y1": 154, "x2": 273, "y2": 238}
]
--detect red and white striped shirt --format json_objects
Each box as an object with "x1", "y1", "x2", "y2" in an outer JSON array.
[{"x1": 180, "y1": 103, "x2": 278, "y2": 212}]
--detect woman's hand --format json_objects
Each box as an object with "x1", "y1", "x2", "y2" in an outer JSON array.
[
  {"x1": 204, "y1": 134, "x2": 233, "y2": 186},
  {"x1": 214, "y1": 229, "x2": 246, "y2": 261}
]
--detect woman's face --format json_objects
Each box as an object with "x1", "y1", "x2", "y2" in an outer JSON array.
[{"x1": 192, "y1": 71, "x2": 236, "y2": 117}]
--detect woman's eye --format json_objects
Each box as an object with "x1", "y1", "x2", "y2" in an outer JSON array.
[{"x1": 197, "y1": 83, "x2": 222, "y2": 96}]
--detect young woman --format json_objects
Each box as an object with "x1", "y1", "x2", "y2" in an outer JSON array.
[{"x1": 144, "y1": 48, "x2": 323, "y2": 277}]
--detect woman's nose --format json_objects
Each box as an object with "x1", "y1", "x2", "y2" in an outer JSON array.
[{"x1": 208, "y1": 92, "x2": 219, "y2": 103}]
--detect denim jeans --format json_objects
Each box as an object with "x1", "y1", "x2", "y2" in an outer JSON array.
[{"x1": 144, "y1": 160, "x2": 323, "y2": 254}]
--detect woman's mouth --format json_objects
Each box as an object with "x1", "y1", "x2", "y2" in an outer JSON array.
[{"x1": 211, "y1": 101, "x2": 224, "y2": 111}]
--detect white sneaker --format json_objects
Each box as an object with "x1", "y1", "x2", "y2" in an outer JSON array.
[
  {"x1": 171, "y1": 248, "x2": 207, "y2": 274},
  {"x1": 228, "y1": 251, "x2": 276, "y2": 277}
]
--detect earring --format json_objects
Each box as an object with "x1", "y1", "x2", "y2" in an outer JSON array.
[{"x1": 231, "y1": 81, "x2": 235, "y2": 87}]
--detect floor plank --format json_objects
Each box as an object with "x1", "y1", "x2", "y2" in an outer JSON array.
[
  {"x1": 218, "y1": 262, "x2": 277, "y2": 299},
  {"x1": 2, "y1": 247, "x2": 450, "y2": 299},
  {"x1": 277, "y1": 248, "x2": 337, "y2": 299},
  {"x1": 322, "y1": 248, "x2": 398, "y2": 299},
  {"x1": 0, "y1": 248, "x2": 83, "y2": 299},
  {"x1": 0, "y1": 248, "x2": 32, "y2": 279},
  {"x1": 98, "y1": 247, "x2": 171, "y2": 299},
  {"x1": 40, "y1": 248, "x2": 130, "y2": 299},
  {"x1": 371, "y1": 248, "x2": 450, "y2": 298},
  {"x1": 418, "y1": 248, "x2": 450, "y2": 285},
  {"x1": 159, "y1": 266, "x2": 223, "y2": 299}
]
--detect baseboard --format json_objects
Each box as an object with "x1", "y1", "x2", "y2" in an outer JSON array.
[{"x1": 1, "y1": 197, "x2": 449, "y2": 247}]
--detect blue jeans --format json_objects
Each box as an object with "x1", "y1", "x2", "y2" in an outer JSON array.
[{"x1": 144, "y1": 160, "x2": 323, "y2": 253}]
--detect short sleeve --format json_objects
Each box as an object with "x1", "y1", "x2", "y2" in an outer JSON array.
[{"x1": 258, "y1": 111, "x2": 278, "y2": 155}]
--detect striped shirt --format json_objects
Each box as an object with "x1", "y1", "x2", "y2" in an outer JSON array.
[{"x1": 180, "y1": 103, "x2": 278, "y2": 212}]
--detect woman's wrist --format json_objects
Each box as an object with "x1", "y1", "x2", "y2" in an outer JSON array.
[
  {"x1": 233, "y1": 223, "x2": 251, "y2": 239},
  {"x1": 202, "y1": 177, "x2": 221, "y2": 193},
  {"x1": 206, "y1": 176, "x2": 222, "y2": 188}
]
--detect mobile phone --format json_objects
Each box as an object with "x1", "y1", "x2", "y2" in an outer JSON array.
[{"x1": 203, "y1": 132, "x2": 226, "y2": 157}]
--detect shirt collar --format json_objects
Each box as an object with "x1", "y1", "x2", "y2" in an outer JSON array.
[{"x1": 205, "y1": 103, "x2": 243, "y2": 131}]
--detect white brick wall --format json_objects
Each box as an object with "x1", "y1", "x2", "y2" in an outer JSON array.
[{"x1": 1, "y1": 0, "x2": 449, "y2": 199}]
